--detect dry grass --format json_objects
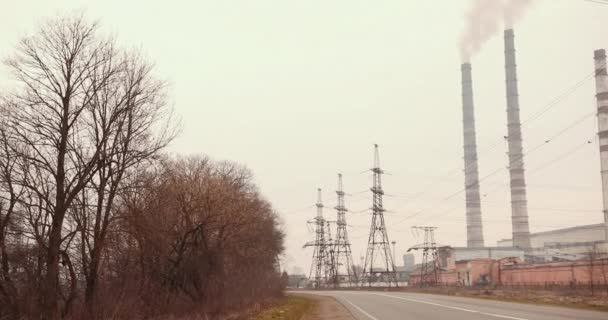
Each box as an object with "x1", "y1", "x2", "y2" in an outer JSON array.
[{"x1": 251, "y1": 296, "x2": 314, "y2": 320}]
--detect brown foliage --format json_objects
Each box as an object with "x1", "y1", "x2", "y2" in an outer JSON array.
[
  {"x1": 102, "y1": 157, "x2": 286, "y2": 318},
  {"x1": 0, "y1": 14, "x2": 284, "y2": 320}
]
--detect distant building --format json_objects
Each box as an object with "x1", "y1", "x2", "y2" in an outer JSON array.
[
  {"x1": 403, "y1": 253, "x2": 415, "y2": 271},
  {"x1": 409, "y1": 258, "x2": 508, "y2": 286},
  {"x1": 497, "y1": 223, "x2": 608, "y2": 261},
  {"x1": 407, "y1": 246, "x2": 524, "y2": 286},
  {"x1": 409, "y1": 256, "x2": 608, "y2": 287},
  {"x1": 438, "y1": 246, "x2": 525, "y2": 268},
  {"x1": 497, "y1": 223, "x2": 606, "y2": 248},
  {"x1": 407, "y1": 226, "x2": 608, "y2": 287}
]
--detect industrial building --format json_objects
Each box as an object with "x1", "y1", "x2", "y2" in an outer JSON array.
[
  {"x1": 410, "y1": 256, "x2": 608, "y2": 287},
  {"x1": 497, "y1": 223, "x2": 608, "y2": 261},
  {"x1": 488, "y1": 46, "x2": 608, "y2": 262},
  {"x1": 439, "y1": 246, "x2": 524, "y2": 263},
  {"x1": 433, "y1": 30, "x2": 608, "y2": 288},
  {"x1": 456, "y1": 29, "x2": 608, "y2": 260}
]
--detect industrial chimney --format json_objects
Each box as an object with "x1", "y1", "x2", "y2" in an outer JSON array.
[
  {"x1": 593, "y1": 49, "x2": 608, "y2": 242},
  {"x1": 504, "y1": 29, "x2": 531, "y2": 250},
  {"x1": 461, "y1": 63, "x2": 485, "y2": 248}
]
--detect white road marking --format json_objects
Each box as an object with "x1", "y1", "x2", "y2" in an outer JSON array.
[
  {"x1": 341, "y1": 297, "x2": 380, "y2": 320},
  {"x1": 369, "y1": 293, "x2": 529, "y2": 320}
]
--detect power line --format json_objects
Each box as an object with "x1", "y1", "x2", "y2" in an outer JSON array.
[
  {"x1": 390, "y1": 68, "x2": 598, "y2": 207},
  {"x1": 480, "y1": 138, "x2": 595, "y2": 196},
  {"x1": 391, "y1": 212, "x2": 604, "y2": 234},
  {"x1": 442, "y1": 112, "x2": 594, "y2": 201},
  {"x1": 583, "y1": 0, "x2": 608, "y2": 6},
  {"x1": 285, "y1": 68, "x2": 597, "y2": 220},
  {"x1": 417, "y1": 138, "x2": 596, "y2": 225},
  {"x1": 520, "y1": 71, "x2": 595, "y2": 127},
  {"x1": 390, "y1": 136, "x2": 596, "y2": 228},
  {"x1": 282, "y1": 204, "x2": 315, "y2": 215}
]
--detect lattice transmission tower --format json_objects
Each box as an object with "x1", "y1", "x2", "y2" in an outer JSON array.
[
  {"x1": 303, "y1": 188, "x2": 329, "y2": 288},
  {"x1": 332, "y1": 173, "x2": 356, "y2": 287},
  {"x1": 325, "y1": 220, "x2": 336, "y2": 284},
  {"x1": 363, "y1": 144, "x2": 398, "y2": 287},
  {"x1": 408, "y1": 226, "x2": 440, "y2": 287}
]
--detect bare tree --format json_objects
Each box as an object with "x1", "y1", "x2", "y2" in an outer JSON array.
[
  {"x1": 1, "y1": 13, "x2": 286, "y2": 320},
  {"x1": 69, "y1": 50, "x2": 176, "y2": 318},
  {"x1": 0, "y1": 112, "x2": 25, "y2": 316},
  {"x1": 2, "y1": 14, "x2": 176, "y2": 319}
]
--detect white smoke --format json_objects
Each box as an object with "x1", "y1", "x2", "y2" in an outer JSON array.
[
  {"x1": 460, "y1": 0, "x2": 533, "y2": 62},
  {"x1": 504, "y1": 0, "x2": 533, "y2": 28}
]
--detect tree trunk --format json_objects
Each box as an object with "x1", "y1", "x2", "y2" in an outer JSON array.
[
  {"x1": 43, "y1": 221, "x2": 63, "y2": 320},
  {"x1": 85, "y1": 246, "x2": 101, "y2": 317}
]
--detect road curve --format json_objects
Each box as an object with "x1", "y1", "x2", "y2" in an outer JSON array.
[{"x1": 292, "y1": 290, "x2": 607, "y2": 320}]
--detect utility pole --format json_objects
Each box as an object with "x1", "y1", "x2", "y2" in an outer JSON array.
[
  {"x1": 408, "y1": 226, "x2": 440, "y2": 287},
  {"x1": 333, "y1": 173, "x2": 356, "y2": 287},
  {"x1": 303, "y1": 188, "x2": 328, "y2": 289},
  {"x1": 363, "y1": 144, "x2": 398, "y2": 287}
]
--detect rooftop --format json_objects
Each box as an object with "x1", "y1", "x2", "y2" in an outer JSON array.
[{"x1": 497, "y1": 223, "x2": 605, "y2": 243}]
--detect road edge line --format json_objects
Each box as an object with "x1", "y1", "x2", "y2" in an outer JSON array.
[
  {"x1": 342, "y1": 297, "x2": 379, "y2": 320},
  {"x1": 370, "y1": 293, "x2": 529, "y2": 320}
]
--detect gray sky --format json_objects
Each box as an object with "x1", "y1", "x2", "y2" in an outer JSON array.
[{"x1": 2, "y1": 0, "x2": 608, "y2": 274}]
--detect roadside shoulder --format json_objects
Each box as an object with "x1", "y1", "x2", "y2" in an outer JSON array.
[
  {"x1": 291, "y1": 293, "x2": 355, "y2": 320},
  {"x1": 250, "y1": 295, "x2": 314, "y2": 320}
]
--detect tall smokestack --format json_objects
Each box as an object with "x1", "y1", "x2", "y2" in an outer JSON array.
[
  {"x1": 461, "y1": 63, "x2": 485, "y2": 248},
  {"x1": 593, "y1": 49, "x2": 608, "y2": 242},
  {"x1": 504, "y1": 29, "x2": 531, "y2": 250}
]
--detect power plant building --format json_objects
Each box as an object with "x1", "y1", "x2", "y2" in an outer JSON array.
[
  {"x1": 497, "y1": 223, "x2": 608, "y2": 261},
  {"x1": 449, "y1": 33, "x2": 608, "y2": 266},
  {"x1": 439, "y1": 246, "x2": 524, "y2": 263},
  {"x1": 483, "y1": 48, "x2": 608, "y2": 261}
]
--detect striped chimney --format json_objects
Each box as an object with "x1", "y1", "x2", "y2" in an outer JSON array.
[
  {"x1": 461, "y1": 62, "x2": 485, "y2": 248},
  {"x1": 504, "y1": 29, "x2": 531, "y2": 250}
]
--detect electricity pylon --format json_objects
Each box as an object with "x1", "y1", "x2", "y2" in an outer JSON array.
[
  {"x1": 408, "y1": 226, "x2": 440, "y2": 287},
  {"x1": 363, "y1": 144, "x2": 398, "y2": 287},
  {"x1": 325, "y1": 220, "x2": 336, "y2": 285},
  {"x1": 332, "y1": 173, "x2": 356, "y2": 287},
  {"x1": 303, "y1": 188, "x2": 329, "y2": 289}
]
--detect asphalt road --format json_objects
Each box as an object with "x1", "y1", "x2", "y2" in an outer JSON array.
[{"x1": 294, "y1": 290, "x2": 607, "y2": 320}]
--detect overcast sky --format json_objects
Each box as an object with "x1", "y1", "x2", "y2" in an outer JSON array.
[{"x1": 2, "y1": 0, "x2": 608, "y2": 274}]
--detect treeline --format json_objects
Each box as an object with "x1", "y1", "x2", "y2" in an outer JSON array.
[{"x1": 0, "y1": 15, "x2": 285, "y2": 319}]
